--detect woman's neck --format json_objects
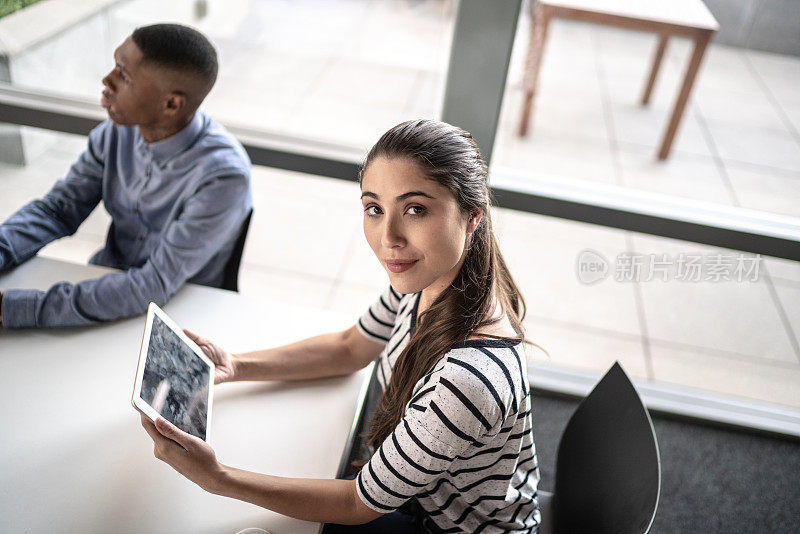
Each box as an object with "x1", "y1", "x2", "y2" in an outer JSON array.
[
  {"x1": 468, "y1": 297, "x2": 517, "y2": 340},
  {"x1": 416, "y1": 288, "x2": 436, "y2": 319},
  {"x1": 418, "y1": 284, "x2": 515, "y2": 340}
]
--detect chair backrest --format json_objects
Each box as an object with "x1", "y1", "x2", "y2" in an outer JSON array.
[
  {"x1": 553, "y1": 362, "x2": 661, "y2": 534},
  {"x1": 219, "y1": 209, "x2": 253, "y2": 292}
]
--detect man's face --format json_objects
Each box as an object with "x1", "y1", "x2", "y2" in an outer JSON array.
[{"x1": 101, "y1": 37, "x2": 164, "y2": 127}]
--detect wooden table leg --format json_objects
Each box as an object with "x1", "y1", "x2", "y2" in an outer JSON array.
[
  {"x1": 641, "y1": 34, "x2": 669, "y2": 106},
  {"x1": 657, "y1": 31, "x2": 711, "y2": 160},
  {"x1": 518, "y1": 3, "x2": 551, "y2": 137}
]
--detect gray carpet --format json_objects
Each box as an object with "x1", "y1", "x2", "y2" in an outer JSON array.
[{"x1": 531, "y1": 394, "x2": 800, "y2": 533}]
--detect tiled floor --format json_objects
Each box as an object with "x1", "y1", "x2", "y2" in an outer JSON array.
[{"x1": 1, "y1": 1, "x2": 798, "y2": 411}]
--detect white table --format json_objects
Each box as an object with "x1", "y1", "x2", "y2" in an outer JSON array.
[{"x1": 0, "y1": 257, "x2": 368, "y2": 534}]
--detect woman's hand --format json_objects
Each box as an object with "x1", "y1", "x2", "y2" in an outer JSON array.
[
  {"x1": 140, "y1": 419, "x2": 382, "y2": 524},
  {"x1": 140, "y1": 414, "x2": 227, "y2": 494},
  {"x1": 184, "y1": 329, "x2": 237, "y2": 384}
]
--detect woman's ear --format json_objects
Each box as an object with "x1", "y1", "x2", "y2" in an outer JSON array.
[{"x1": 467, "y1": 209, "x2": 484, "y2": 234}]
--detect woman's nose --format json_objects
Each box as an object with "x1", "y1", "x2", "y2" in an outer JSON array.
[{"x1": 381, "y1": 217, "x2": 405, "y2": 249}]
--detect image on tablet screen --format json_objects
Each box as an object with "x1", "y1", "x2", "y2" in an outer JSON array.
[{"x1": 140, "y1": 315, "x2": 210, "y2": 439}]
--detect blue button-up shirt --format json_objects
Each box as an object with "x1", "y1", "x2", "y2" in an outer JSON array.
[{"x1": 0, "y1": 111, "x2": 252, "y2": 328}]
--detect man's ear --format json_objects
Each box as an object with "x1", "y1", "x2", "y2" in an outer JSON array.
[
  {"x1": 163, "y1": 92, "x2": 187, "y2": 118},
  {"x1": 467, "y1": 208, "x2": 484, "y2": 234}
]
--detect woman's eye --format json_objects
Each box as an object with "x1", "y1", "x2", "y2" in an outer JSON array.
[
  {"x1": 407, "y1": 205, "x2": 426, "y2": 216},
  {"x1": 364, "y1": 205, "x2": 381, "y2": 216}
]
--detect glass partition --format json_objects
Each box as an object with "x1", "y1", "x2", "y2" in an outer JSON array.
[
  {"x1": 487, "y1": 1, "x2": 799, "y2": 413},
  {"x1": 1, "y1": 0, "x2": 456, "y2": 152},
  {"x1": 492, "y1": 2, "x2": 800, "y2": 221}
]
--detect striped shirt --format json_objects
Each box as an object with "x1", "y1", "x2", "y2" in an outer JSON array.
[{"x1": 356, "y1": 287, "x2": 541, "y2": 533}]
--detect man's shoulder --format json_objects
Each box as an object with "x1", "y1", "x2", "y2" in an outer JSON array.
[{"x1": 192, "y1": 113, "x2": 251, "y2": 174}]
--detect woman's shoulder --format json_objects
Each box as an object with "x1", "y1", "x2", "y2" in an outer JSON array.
[
  {"x1": 364, "y1": 286, "x2": 415, "y2": 318},
  {"x1": 439, "y1": 338, "x2": 527, "y2": 402},
  {"x1": 445, "y1": 338, "x2": 525, "y2": 372},
  {"x1": 415, "y1": 340, "x2": 526, "y2": 432}
]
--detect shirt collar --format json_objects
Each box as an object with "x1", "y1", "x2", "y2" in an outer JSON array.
[{"x1": 138, "y1": 112, "x2": 205, "y2": 166}]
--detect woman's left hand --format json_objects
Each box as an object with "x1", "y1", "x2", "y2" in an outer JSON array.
[{"x1": 140, "y1": 414, "x2": 226, "y2": 493}]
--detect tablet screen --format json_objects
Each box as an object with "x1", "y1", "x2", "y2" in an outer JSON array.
[{"x1": 139, "y1": 315, "x2": 211, "y2": 440}]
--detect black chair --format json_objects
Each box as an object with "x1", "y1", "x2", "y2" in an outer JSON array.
[
  {"x1": 219, "y1": 209, "x2": 252, "y2": 292},
  {"x1": 537, "y1": 362, "x2": 661, "y2": 534}
]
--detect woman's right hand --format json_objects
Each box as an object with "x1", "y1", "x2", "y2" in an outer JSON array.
[{"x1": 184, "y1": 329, "x2": 237, "y2": 384}]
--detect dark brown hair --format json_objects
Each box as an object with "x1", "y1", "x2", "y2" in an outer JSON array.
[{"x1": 360, "y1": 119, "x2": 527, "y2": 451}]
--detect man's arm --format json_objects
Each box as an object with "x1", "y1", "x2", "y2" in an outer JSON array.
[
  {"x1": 0, "y1": 172, "x2": 250, "y2": 328},
  {"x1": 0, "y1": 125, "x2": 107, "y2": 273}
]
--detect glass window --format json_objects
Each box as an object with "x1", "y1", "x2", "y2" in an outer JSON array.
[
  {"x1": 488, "y1": 1, "x2": 800, "y2": 410},
  {"x1": 492, "y1": 2, "x2": 800, "y2": 220},
  {"x1": 2, "y1": 0, "x2": 456, "y2": 151}
]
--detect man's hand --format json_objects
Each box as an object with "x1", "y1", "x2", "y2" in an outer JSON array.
[
  {"x1": 184, "y1": 329, "x2": 237, "y2": 384},
  {"x1": 140, "y1": 414, "x2": 226, "y2": 493}
]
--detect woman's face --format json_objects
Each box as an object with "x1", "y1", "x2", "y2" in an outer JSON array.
[{"x1": 360, "y1": 156, "x2": 481, "y2": 296}]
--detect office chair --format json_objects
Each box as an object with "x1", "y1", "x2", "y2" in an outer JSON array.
[
  {"x1": 219, "y1": 209, "x2": 253, "y2": 292},
  {"x1": 537, "y1": 362, "x2": 661, "y2": 533}
]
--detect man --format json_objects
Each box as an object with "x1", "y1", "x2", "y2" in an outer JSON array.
[{"x1": 0, "y1": 24, "x2": 252, "y2": 328}]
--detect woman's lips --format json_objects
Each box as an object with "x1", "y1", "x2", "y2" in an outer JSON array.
[
  {"x1": 385, "y1": 259, "x2": 417, "y2": 273},
  {"x1": 100, "y1": 92, "x2": 111, "y2": 108}
]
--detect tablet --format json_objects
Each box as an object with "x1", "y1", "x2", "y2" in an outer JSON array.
[{"x1": 132, "y1": 302, "x2": 215, "y2": 441}]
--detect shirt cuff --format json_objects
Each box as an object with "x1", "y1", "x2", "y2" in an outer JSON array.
[{"x1": 1, "y1": 288, "x2": 42, "y2": 329}]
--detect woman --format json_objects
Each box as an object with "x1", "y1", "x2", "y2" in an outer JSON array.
[{"x1": 141, "y1": 119, "x2": 541, "y2": 533}]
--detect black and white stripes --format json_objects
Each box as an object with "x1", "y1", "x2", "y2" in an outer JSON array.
[{"x1": 355, "y1": 288, "x2": 541, "y2": 533}]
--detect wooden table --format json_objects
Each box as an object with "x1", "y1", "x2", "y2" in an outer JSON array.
[
  {"x1": 517, "y1": 0, "x2": 719, "y2": 160},
  {"x1": 0, "y1": 257, "x2": 368, "y2": 534}
]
